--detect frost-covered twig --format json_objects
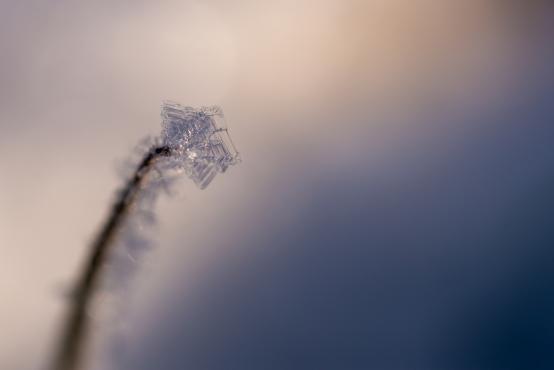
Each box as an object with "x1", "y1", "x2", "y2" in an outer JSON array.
[{"x1": 52, "y1": 102, "x2": 240, "y2": 370}]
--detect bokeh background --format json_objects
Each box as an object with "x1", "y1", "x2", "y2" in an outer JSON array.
[{"x1": 1, "y1": 1, "x2": 554, "y2": 369}]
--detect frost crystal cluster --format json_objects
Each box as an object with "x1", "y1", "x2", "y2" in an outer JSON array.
[{"x1": 161, "y1": 101, "x2": 240, "y2": 189}]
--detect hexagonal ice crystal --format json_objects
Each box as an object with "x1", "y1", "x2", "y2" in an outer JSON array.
[{"x1": 160, "y1": 101, "x2": 240, "y2": 189}]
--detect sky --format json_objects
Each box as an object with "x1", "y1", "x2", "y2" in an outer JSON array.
[{"x1": 0, "y1": 1, "x2": 553, "y2": 369}]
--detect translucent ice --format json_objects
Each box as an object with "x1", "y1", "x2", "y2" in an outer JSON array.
[{"x1": 160, "y1": 101, "x2": 240, "y2": 189}]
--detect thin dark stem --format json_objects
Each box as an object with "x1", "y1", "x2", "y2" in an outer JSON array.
[{"x1": 51, "y1": 146, "x2": 171, "y2": 370}]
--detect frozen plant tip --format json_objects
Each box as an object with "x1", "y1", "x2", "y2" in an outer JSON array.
[
  {"x1": 161, "y1": 102, "x2": 240, "y2": 188},
  {"x1": 52, "y1": 102, "x2": 240, "y2": 370}
]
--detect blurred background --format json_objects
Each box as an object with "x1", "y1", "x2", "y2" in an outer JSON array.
[{"x1": 1, "y1": 1, "x2": 554, "y2": 369}]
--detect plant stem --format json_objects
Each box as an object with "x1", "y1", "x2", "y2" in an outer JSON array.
[{"x1": 52, "y1": 146, "x2": 171, "y2": 370}]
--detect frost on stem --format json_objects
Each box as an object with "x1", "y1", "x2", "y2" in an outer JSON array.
[
  {"x1": 96, "y1": 103, "x2": 240, "y2": 366},
  {"x1": 52, "y1": 102, "x2": 240, "y2": 370},
  {"x1": 110, "y1": 102, "x2": 240, "y2": 290},
  {"x1": 161, "y1": 101, "x2": 241, "y2": 189},
  {"x1": 107, "y1": 102, "x2": 241, "y2": 306}
]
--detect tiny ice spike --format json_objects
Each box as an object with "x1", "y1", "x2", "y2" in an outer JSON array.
[{"x1": 161, "y1": 101, "x2": 240, "y2": 189}]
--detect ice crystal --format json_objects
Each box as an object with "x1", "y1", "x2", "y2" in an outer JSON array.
[{"x1": 161, "y1": 101, "x2": 240, "y2": 189}]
